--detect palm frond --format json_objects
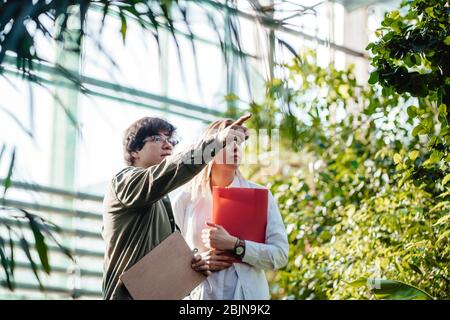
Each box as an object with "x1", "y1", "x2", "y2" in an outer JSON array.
[{"x1": 0, "y1": 206, "x2": 74, "y2": 291}]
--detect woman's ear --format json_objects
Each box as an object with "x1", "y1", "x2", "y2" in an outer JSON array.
[{"x1": 131, "y1": 151, "x2": 139, "y2": 162}]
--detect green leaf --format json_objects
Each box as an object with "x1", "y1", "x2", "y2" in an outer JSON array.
[
  {"x1": 25, "y1": 213, "x2": 50, "y2": 274},
  {"x1": 368, "y1": 279, "x2": 433, "y2": 300},
  {"x1": 7, "y1": 227, "x2": 14, "y2": 276},
  {"x1": 428, "y1": 150, "x2": 443, "y2": 165},
  {"x1": 444, "y1": 36, "x2": 450, "y2": 46},
  {"x1": 407, "y1": 106, "x2": 417, "y2": 117},
  {"x1": 393, "y1": 153, "x2": 402, "y2": 164},
  {"x1": 427, "y1": 136, "x2": 437, "y2": 149},
  {"x1": 412, "y1": 124, "x2": 423, "y2": 136},
  {"x1": 347, "y1": 278, "x2": 368, "y2": 288},
  {"x1": 413, "y1": 53, "x2": 421, "y2": 65},
  {"x1": 0, "y1": 235, "x2": 13, "y2": 290},
  {"x1": 37, "y1": 219, "x2": 73, "y2": 261},
  {"x1": 365, "y1": 42, "x2": 375, "y2": 51},
  {"x1": 436, "y1": 230, "x2": 450, "y2": 244},
  {"x1": 350, "y1": 160, "x2": 358, "y2": 169},
  {"x1": 382, "y1": 17, "x2": 394, "y2": 27},
  {"x1": 408, "y1": 150, "x2": 420, "y2": 161},
  {"x1": 224, "y1": 93, "x2": 240, "y2": 102},
  {"x1": 443, "y1": 173, "x2": 450, "y2": 186},
  {"x1": 425, "y1": 7, "x2": 435, "y2": 18},
  {"x1": 421, "y1": 117, "x2": 433, "y2": 131},
  {"x1": 388, "y1": 10, "x2": 400, "y2": 20},
  {"x1": 434, "y1": 214, "x2": 450, "y2": 226},
  {"x1": 368, "y1": 71, "x2": 379, "y2": 85},
  {"x1": 405, "y1": 54, "x2": 414, "y2": 67},
  {"x1": 438, "y1": 104, "x2": 447, "y2": 117},
  {"x1": 2, "y1": 147, "x2": 15, "y2": 201},
  {"x1": 18, "y1": 235, "x2": 43, "y2": 291},
  {"x1": 119, "y1": 12, "x2": 127, "y2": 44}
]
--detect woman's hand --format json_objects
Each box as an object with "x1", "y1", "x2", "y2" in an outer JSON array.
[
  {"x1": 201, "y1": 222, "x2": 237, "y2": 251},
  {"x1": 201, "y1": 249, "x2": 235, "y2": 271},
  {"x1": 191, "y1": 254, "x2": 211, "y2": 277}
]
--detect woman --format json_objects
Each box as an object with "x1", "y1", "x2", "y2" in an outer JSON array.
[{"x1": 173, "y1": 119, "x2": 289, "y2": 300}]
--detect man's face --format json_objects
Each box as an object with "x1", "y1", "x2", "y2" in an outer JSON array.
[{"x1": 132, "y1": 130, "x2": 174, "y2": 168}]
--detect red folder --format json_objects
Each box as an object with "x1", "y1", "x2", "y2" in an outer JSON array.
[{"x1": 212, "y1": 187, "x2": 268, "y2": 243}]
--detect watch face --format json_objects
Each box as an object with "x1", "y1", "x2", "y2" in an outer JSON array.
[{"x1": 236, "y1": 247, "x2": 244, "y2": 255}]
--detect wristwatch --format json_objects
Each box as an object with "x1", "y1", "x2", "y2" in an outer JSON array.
[{"x1": 233, "y1": 238, "x2": 246, "y2": 258}]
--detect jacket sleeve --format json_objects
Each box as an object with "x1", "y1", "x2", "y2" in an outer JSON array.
[
  {"x1": 241, "y1": 191, "x2": 289, "y2": 270},
  {"x1": 112, "y1": 136, "x2": 222, "y2": 209}
]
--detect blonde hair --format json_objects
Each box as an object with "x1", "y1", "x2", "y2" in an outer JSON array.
[{"x1": 186, "y1": 119, "x2": 244, "y2": 203}]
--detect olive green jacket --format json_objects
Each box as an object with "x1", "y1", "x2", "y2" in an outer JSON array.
[{"x1": 102, "y1": 137, "x2": 221, "y2": 299}]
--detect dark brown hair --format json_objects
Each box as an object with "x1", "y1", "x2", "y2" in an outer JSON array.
[{"x1": 123, "y1": 117, "x2": 176, "y2": 165}]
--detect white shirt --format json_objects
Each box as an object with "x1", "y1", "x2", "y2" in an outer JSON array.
[{"x1": 172, "y1": 174, "x2": 289, "y2": 300}]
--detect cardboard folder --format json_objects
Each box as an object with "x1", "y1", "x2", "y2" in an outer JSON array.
[
  {"x1": 120, "y1": 231, "x2": 206, "y2": 300},
  {"x1": 212, "y1": 187, "x2": 268, "y2": 243}
]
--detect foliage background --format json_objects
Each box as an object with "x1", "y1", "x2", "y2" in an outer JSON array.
[{"x1": 242, "y1": 0, "x2": 450, "y2": 300}]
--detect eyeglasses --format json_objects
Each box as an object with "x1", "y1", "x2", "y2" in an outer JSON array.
[{"x1": 143, "y1": 135, "x2": 179, "y2": 147}]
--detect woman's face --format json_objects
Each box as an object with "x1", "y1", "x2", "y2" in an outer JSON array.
[{"x1": 214, "y1": 141, "x2": 242, "y2": 168}]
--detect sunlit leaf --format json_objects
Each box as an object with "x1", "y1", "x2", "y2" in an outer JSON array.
[
  {"x1": 351, "y1": 278, "x2": 433, "y2": 300},
  {"x1": 393, "y1": 153, "x2": 402, "y2": 164},
  {"x1": 443, "y1": 174, "x2": 450, "y2": 186},
  {"x1": 119, "y1": 11, "x2": 127, "y2": 44},
  {"x1": 408, "y1": 150, "x2": 420, "y2": 161},
  {"x1": 434, "y1": 214, "x2": 450, "y2": 226}
]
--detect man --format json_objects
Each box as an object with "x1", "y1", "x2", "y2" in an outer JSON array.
[{"x1": 102, "y1": 114, "x2": 251, "y2": 299}]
